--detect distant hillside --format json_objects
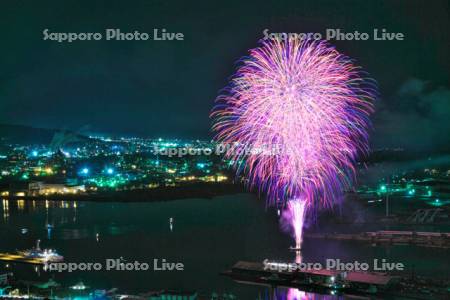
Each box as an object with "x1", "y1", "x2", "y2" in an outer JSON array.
[{"x1": 0, "y1": 123, "x2": 88, "y2": 145}]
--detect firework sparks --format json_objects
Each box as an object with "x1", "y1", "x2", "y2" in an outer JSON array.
[
  {"x1": 288, "y1": 199, "x2": 307, "y2": 249},
  {"x1": 212, "y1": 38, "x2": 375, "y2": 246}
]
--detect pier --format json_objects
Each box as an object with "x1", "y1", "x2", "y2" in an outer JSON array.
[
  {"x1": 222, "y1": 261, "x2": 450, "y2": 299},
  {"x1": 0, "y1": 253, "x2": 44, "y2": 265},
  {"x1": 306, "y1": 230, "x2": 450, "y2": 248}
]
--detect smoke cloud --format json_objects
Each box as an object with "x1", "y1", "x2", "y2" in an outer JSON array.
[{"x1": 372, "y1": 78, "x2": 450, "y2": 153}]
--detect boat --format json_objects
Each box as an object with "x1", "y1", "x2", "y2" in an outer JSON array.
[
  {"x1": 289, "y1": 246, "x2": 302, "y2": 251},
  {"x1": 70, "y1": 281, "x2": 89, "y2": 290},
  {"x1": 17, "y1": 240, "x2": 64, "y2": 263}
]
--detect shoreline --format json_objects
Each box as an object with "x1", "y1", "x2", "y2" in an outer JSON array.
[{"x1": 0, "y1": 183, "x2": 247, "y2": 203}]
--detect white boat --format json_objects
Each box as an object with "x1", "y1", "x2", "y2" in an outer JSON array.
[
  {"x1": 289, "y1": 246, "x2": 301, "y2": 251},
  {"x1": 17, "y1": 240, "x2": 64, "y2": 262}
]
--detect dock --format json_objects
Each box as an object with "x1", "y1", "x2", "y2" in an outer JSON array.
[
  {"x1": 222, "y1": 261, "x2": 450, "y2": 299},
  {"x1": 0, "y1": 253, "x2": 45, "y2": 265},
  {"x1": 222, "y1": 260, "x2": 398, "y2": 289},
  {"x1": 306, "y1": 230, "x2": 450, "y2": 248}
]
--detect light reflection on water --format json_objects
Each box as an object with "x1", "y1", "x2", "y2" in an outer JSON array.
[
  {"x1": 1, "y1": 199, "x2": 140, "y2": 240},
  {"x1": 0, "y1": 196, "x2": 449, "y2": 298},
  {"x1": 273, "y1": 288, "x2": 339, "y2": 300},
  {"x1": 2, "y1": 199, "x2": 8, "y2": 220}
]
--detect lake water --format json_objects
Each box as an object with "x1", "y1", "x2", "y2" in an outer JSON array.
[{"x1": 0, "y1": 195, "x2": 448, "y2": 299}]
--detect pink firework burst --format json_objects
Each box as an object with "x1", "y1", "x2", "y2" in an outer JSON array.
[
  {"x1": 212, "y1": 38, "x2": 375, "y2": 212},
  {"x1": 212, "y1": 38, "x2": 376, "y2": 247}
]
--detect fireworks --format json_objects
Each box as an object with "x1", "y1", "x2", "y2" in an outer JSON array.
[
  {"x1": 286, "y1": 199, "x2": 307, "y2": 249},
  {"x1": 211, "y1": 38, "x2": 375, "y2": 245}
]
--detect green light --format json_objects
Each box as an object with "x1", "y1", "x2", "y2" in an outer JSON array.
[{"x1": 429, "y1": 198, "x2": 443, "y2": 207}]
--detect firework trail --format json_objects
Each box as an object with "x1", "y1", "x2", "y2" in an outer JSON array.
[
  {"x1": 287, "y1": 199, "x2": 307, "y2": 249},
  {"x1": 211, "y1": 38, "x2": 375, "y2": 247}
]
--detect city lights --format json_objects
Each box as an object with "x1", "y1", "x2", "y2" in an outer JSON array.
[{"x1": 0, "y1": 132, "x2": 447, "y2": 216}]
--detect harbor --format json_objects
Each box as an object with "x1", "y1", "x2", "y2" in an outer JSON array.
[{"x1": 1, "y1": 196, "x2": 449, "y2": 299}]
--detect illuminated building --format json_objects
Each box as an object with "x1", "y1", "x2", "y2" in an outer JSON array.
[{"x1": 28, "y1": 181, "x2": 85, "y2": 196}]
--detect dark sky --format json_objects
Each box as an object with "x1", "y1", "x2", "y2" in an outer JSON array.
[{"x1": 0, "y1": 0, "x2": 448, "y2": 150}]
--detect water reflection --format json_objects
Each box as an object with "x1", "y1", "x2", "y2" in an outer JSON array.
[
  {"x1": 17, "y1": 199, "x2": 25, "y2": 211},
  {"x1": 1, "y1": 199, "x2": 139, "y2": 242},
  {"x1": 47, "y1": 224, "x2": 52, "y2": 239},
  {"x1": 0, "y1": 199, "x2": 80, "y2": 231},
  {"x1": 257, "y1": 286, "x2": 339, "y2": 300},
  {"x1": 2, "y1": 199, "x2": 8, "y2": 221},
  {"x1": 266, "y1": 284, "x2": 340, "y2": 298},
  {"x1": 73, "y1": 202, "x2": 77, "y2": 223},
  {"x1": 287, "y1": 251, "x2": 306, "y2": 300}
]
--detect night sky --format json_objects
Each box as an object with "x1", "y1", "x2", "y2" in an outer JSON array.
[{"x1": 0, "y1": 0, "x2": 448, "y2": 151}]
